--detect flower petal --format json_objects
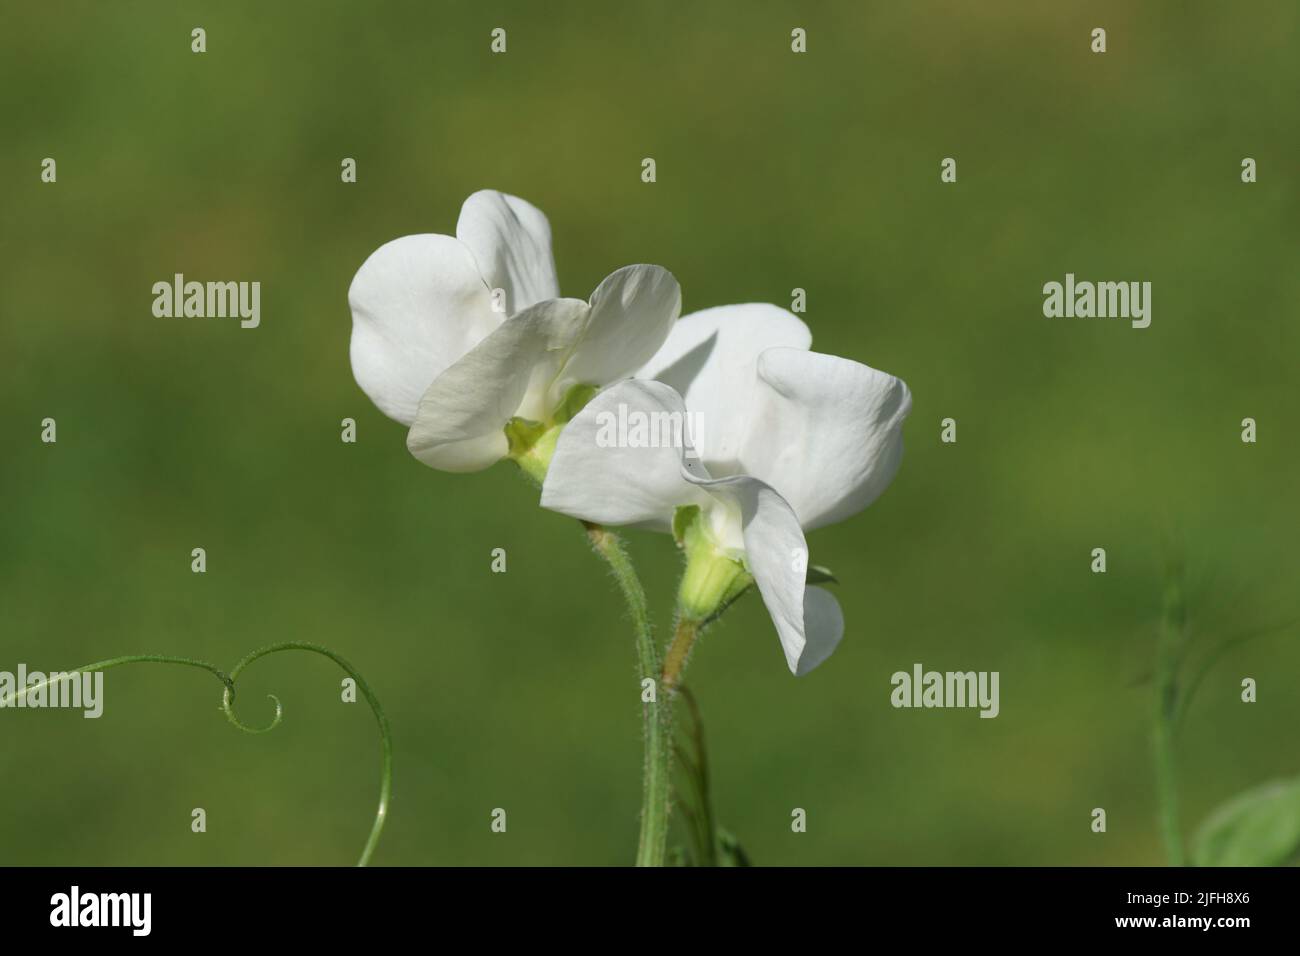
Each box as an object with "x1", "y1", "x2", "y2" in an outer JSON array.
[
  {"x1": 551, "y1": 265, "x2": 682, "y2": 400},
  {"x1": 683, "y1": 471, "x2": 844, "y2": 675},
  {"x1": 349, "y1": 234, "x2": 499, "y2": 426},
  {"x1": 740, "y1": 348, "x2": 911, "y2": 530},
  {"x1": 638, "y1": 304, "x2": 810, "y2": 467},
  {"x1": 798, "y1": 587, "x2": 846, "y2": 675},
  {"x1": 541, "y1": 380, "x2": 710, "y2": 530},
  {"x1": 456, "y1": 190, "x2": 560, "y2": 313},
  {"x1": 407, "y1": 298, "x2": 589, "y2": 472}
]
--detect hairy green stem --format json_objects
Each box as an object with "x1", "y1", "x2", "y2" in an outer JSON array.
[
  {"x1": 583, "y1": 522, "x2": 670, "y2": 867},
  {"x1": 662, "y1": 617, "x2": 703, "y2": 696},
  {"x1": 0, "y1": 644, "x2": 391, "y2": 867}
]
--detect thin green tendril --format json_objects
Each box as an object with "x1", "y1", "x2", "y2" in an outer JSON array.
[{"x1": 1, "y1": 643, "x2": 391, "y2": 867}]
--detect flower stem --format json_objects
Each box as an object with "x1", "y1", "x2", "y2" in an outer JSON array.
[
  {"x1": 662, "y1": 617, "x2": 702, "y2": 696},
  {"x1": 583, "y1": 522, "x2": 671, "y2": 867},
  {"x1": 0, "y1": 645, "x2": 392, "y2": 867}
]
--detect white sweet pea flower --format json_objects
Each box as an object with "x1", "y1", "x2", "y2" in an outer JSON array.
[
  {"x1": 348, "y1": 189, "x2": 681, "y2": 475},
  {"x1": 541, "y1": 303, "x2": 911, "y2": 676}
]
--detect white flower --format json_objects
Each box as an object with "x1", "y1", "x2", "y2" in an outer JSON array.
[
  {"x1": 348, "y1": 190, "x2": 681, "y2": 472},
  {"x1": 541, "y1": 303, "x2": 911, "y2": 675}
]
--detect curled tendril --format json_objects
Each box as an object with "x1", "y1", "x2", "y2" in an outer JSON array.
[
  {"x1": 222, "y1": 688, "x2": 284, "y2": 734},
  {"x1": 2, "y1": 643, "x2": 391, "y2": 867}
]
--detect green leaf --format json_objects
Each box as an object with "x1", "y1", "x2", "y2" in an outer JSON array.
[
  {"x1": 718, "y1": 828, "x2": 753, "y2": 867},
  {"x1": 806, "y1": 564, "x2": 837, "y2": 585},
  {"x1": 1191, "y1": 777, "x2": 1300, "y2": 866}
]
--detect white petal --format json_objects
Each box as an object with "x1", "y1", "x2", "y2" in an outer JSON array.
[
  {"x1": 638, "y1": 304, "x2": 810, "y2": 467},
  {"x1": 407, "y1": 298, "x2": 589, "y2": 472},
  {"x1": 798, "y1": 587, "x2": 845, "y2": 675},
  {"x1": 541, "y1": 380, "x2": 711, "y2": 529},
  {"x1": 349, "y1": 234, "x2": 499, "y2": 426},
  {"x1": 740, "y1": 348, "x2": 911, "y2": 530},
  {"x1": 683, "y1": 471, "x2": 844, "y2": 675},
  {"x1": 551, "y1": 265, "x2": 682, "y2": 400},
  {"x1": 456, "y1": 190, "x2": 559, "y2": 313}
]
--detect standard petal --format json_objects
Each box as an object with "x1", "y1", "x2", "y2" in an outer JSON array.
[
  {"x1": 407, "y1": 298, "x2": 589, "y2": 472},
  {"x1": 637, "y1": 303, "x2": 810, "y2": 467},
  {"x1": 541, "y1": 380, "x2": 711, "y2": 530},
  {"x1": 740, "y1": 348, "x2": 911, "y2": 530},
  {"x1": 550, "y1": 265, "x2": 682, "y2": 400},
  {"x1": 456, "y1": 190, "x2": 560, "y2": 313},
  {"x1": 349, "y1": 234, "x2": 499, "y2": 426},
  {"x1": 683, "y1": 471, "x2": 844, "y2": 675}
]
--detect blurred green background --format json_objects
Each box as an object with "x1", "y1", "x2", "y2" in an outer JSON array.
[{"x1": 2, "y1": 0, "x2": 1297, "y2": 865}]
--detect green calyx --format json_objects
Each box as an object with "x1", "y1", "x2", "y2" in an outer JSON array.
[
  {"x1": 505, "y1": 383, "x2": 600, "y2": 484},
  {"x1": 673, "y1": 505, "x2": 753, "y2": 623},
  {"x1": 505, "y1": 417, "x2": 557, "y2": 483}
]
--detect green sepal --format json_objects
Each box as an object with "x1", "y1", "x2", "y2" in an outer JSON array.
[
  {"x1": 672, "y1": 504, "x2": 701, "y2": 548},
  {"x1": 552, "y1": 382, "x2": 598, "y2": 425},
  {"x1": 504, "y1": 416, "x2": 548, "y2": 458},
  {"x1": 806, "y1": 564, "x2": 838, "y2": 585},
  {"x1": 674, "y1": 505, "x2": 752, "y2": 622}
]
